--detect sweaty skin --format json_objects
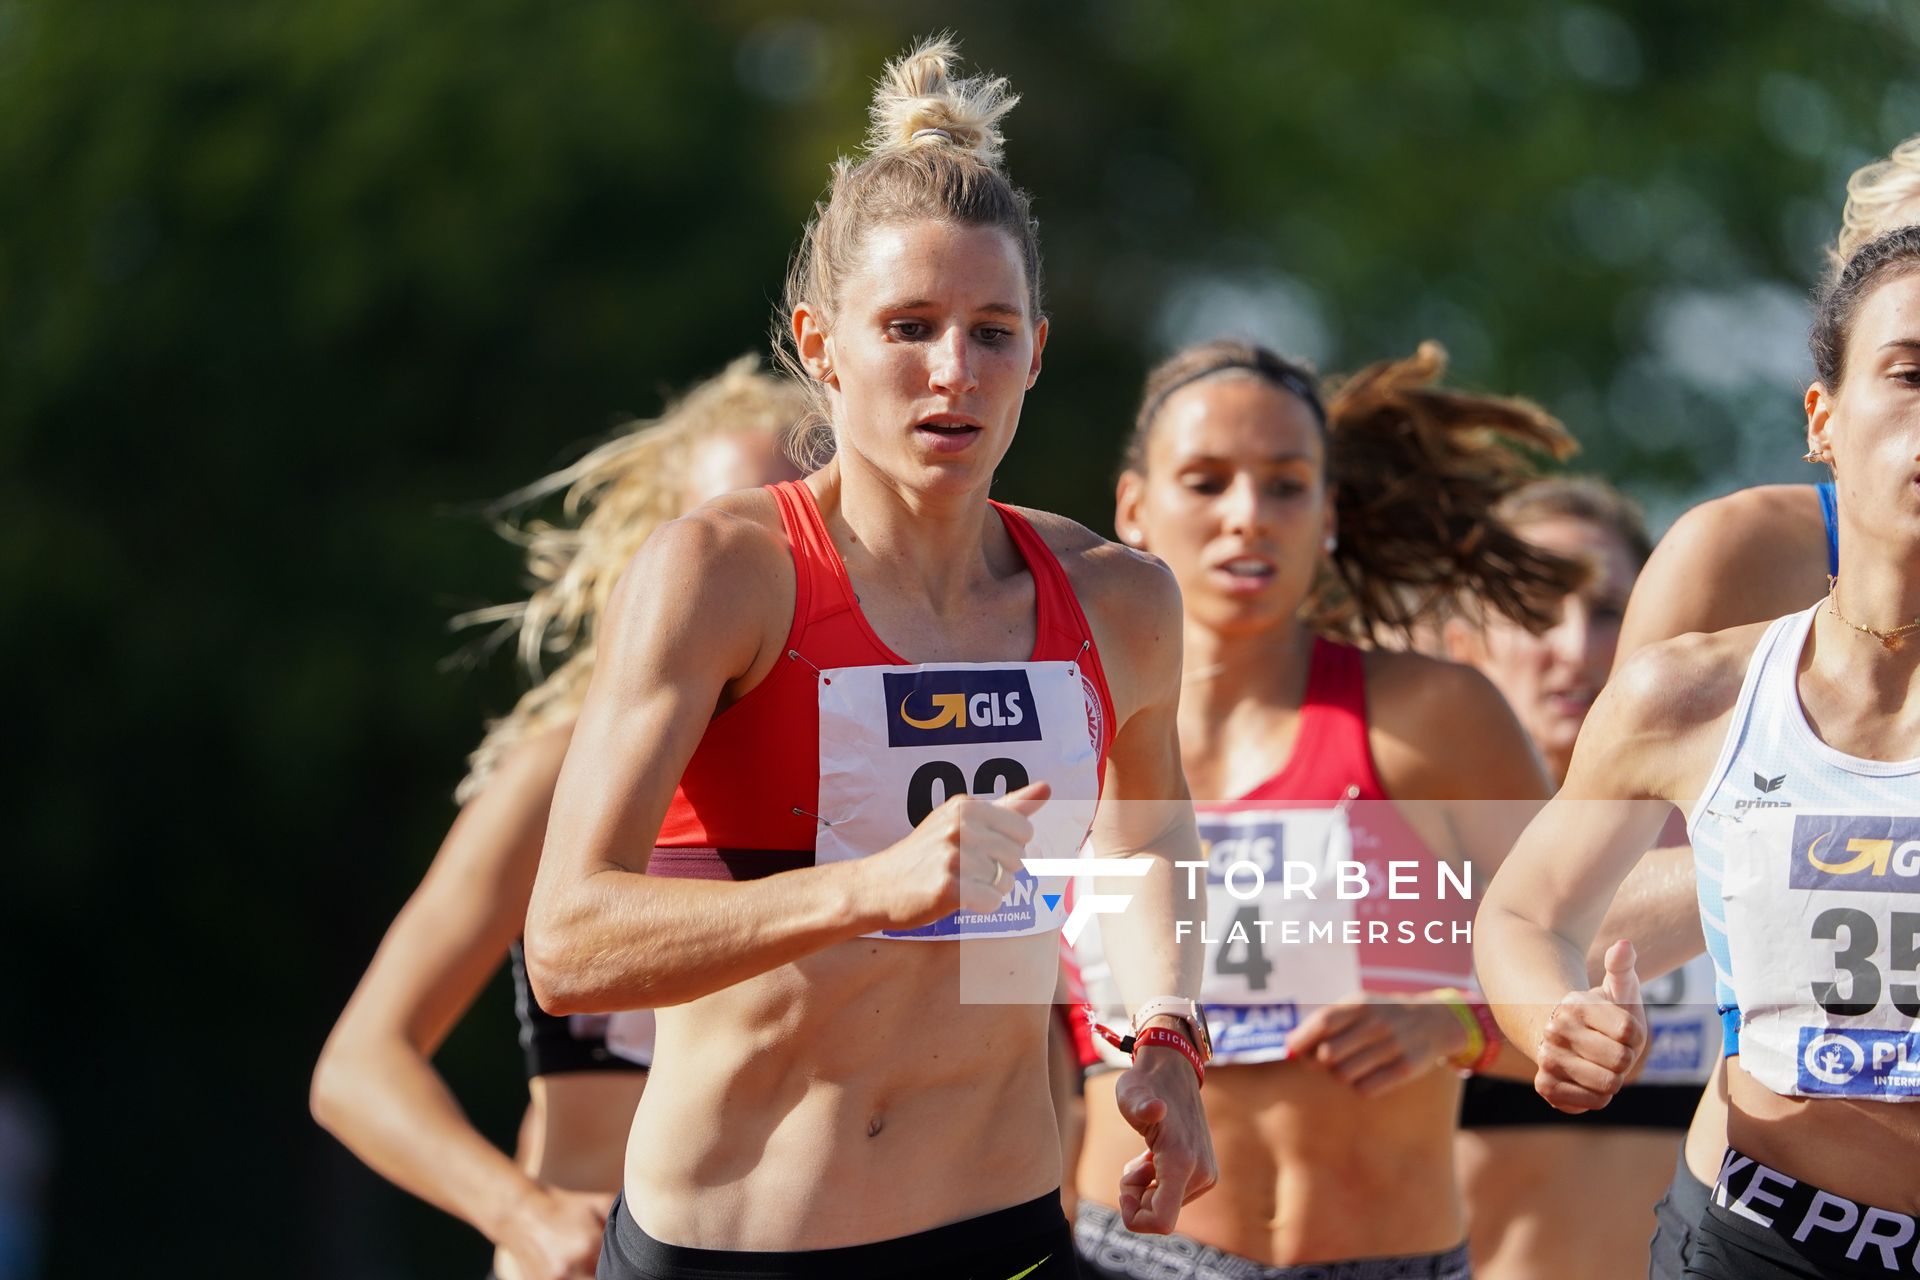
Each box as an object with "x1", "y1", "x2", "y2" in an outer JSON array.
[
  {"x1": 542, "y1": 483, "x2": 1206, "y2": 1249},
  {"x1": 527, "y1": 219, "x2": 1215, "y2": 1251},
  {"x1": 1477, "y1": 620, "x2": 1920, "y2": 1213}
]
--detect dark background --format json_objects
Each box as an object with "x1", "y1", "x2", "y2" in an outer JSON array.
[{"x1": 6, "y1": 1, "x2": 1917, "y2": 1275}]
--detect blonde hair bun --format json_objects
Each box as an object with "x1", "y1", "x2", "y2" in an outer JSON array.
[
  {"x1": 865, "y1": 34, "x2": 1017, "y2": 169},
  {"x1": 1835, "y1": 133, "x2": 1920, "y2": 269}
]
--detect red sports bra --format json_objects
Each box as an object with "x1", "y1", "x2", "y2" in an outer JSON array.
[
  {"x1": 1234, "y1": 636, "x2": 1387, "y2": 806},
  {"x1": 650, "y1": 480, "x2": 1116, "y2": 881},
  {"x1": 1221, "y1": 637, "x2": 1474, "y2": 996}
]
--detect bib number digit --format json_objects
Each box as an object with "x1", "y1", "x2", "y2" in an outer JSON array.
[
  {"x1": 1214, "y1": 904, "x2": 1275, "y2": 993},
  {"x1": 906, "y1": 761, "x2": 968, "y2": 827},
  {"x1": 904, "y1": 757, "x2": 1032, "y2": 826},
  {"x1": 971, "y1": 756, "x2": 1031, "y2": 800},
  {"x1": 1811, "y1": 907, "x2": 1881, "y2": 1017},
  {"x1": 1891, "y1": 911, "x2": 1920, "y2": 1018}
]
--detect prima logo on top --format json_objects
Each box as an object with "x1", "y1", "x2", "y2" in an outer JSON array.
[{"x1": 1734, "y1": 769, "x2": 1792, "y2": 812}]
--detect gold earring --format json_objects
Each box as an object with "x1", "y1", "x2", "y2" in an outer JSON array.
[{"x1": 1803, "y1": 450, "x2": 1826, "y2": 464}]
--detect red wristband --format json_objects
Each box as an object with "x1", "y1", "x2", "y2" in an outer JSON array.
[{"x1": 1132, "y1": 1026, "x2": 1205, "y2": 1088}]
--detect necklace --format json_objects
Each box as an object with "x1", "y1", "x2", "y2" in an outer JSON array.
[{"x1": 1825, "y1": 577, "x2": 1920, "y2": 651}]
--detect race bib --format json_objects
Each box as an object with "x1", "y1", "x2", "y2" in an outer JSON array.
[
  {"x1": 1722, "y1": 810, "x2": 1920, "y2": 1101},
  {"x1": 1193, "y1": 807, "x2": 1359, "y2": 1064},
  {"x1": 813, "y1": 660, "x2": 1101, "y2": 941}
]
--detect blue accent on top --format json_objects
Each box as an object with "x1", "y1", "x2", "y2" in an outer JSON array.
[{"x1": 1817, "y1": 481, "x2": 1838, "y2": 578}]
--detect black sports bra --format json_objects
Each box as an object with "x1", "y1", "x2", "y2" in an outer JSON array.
[{"x1": 508, "y1": 941, "x2": 652, "y2": 1077}]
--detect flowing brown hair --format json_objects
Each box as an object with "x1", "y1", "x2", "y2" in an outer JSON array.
[{"x1": 1126, "y1": 339, "x2": 1587, "y2": 642}]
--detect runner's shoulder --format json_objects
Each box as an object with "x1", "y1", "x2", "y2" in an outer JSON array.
[
  {"x1": 606, "y1": 488, "x2": 793, "y2": 637},
  {"x1": 1363, "y1": 645, "x2": 1510, "y2": 720},
  {"x1": 1654, "y1": 484, "x2": 1826, "y2": 583},
  {"x1": 1363, "y1": 648, "x2": 1550, "y2": 798},
  {"x1": 1602, "y1": 621, "x2": 1773, "y2": 741},
  {"x1": 1008, "y1": 508, "x2": 1180, "y2": 713},
  {"x1": 1007, "y1": 506, "x2": 1179, "y2": 621}
]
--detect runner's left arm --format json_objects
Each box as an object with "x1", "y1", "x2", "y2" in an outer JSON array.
[{"x1": 1078, "y1": 548, "x2": 1215, "y2": 1234}]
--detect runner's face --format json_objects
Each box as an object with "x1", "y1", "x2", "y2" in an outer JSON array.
[
  {"x1": 819, "y1": 220, "x2": 1044, "y2": 494},
  {"x1": 681, "y1": 431, "x2": 801, "y2": 506},
  {"x1": 1814, "y1": 271, "x2": 1920, "y2": 544},
  {"x1": 1454, "y1": 517, "x2": 1639, "y2": 786},
  {"x1": 1125, "y1": 374, "x2": 1330, "y2": 636}
]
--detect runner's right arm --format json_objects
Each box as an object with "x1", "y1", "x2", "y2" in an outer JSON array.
[
  {"x1": 1576, "y1": 488, "x2": 1829, "y2": 990},
  {"x1": 525, "y1": 505, "x2": 1049, "y2": 1014},
  {"x1": 1475, "y1": 638, "x2": 1739, "y2": 1110},
  {"x1": 1586, "y1": 838, "x2": 1703, "y2": 985}
]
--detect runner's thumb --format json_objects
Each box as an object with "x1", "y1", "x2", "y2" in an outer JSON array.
[
  {"x1": 995, "y1": 780, "x2": 1052, "y2": 817},
  {"x1": 1600, "y1": 939, "x2": 1640, "y2": 1007},
  {"x1": 1114, "y1": 1069, "x2": 1168, "y2": 1131}
]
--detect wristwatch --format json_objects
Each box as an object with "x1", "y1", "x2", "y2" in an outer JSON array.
[{"x1": 1132, "y1": 997, "x2": 1213, "y2": 1066}]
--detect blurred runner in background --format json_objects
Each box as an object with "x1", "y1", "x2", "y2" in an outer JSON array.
[
  {"x1": 313, "y1": 358, "x2": 801, "y2": 1280},
  {"x1": 1073, "y1": 340, "x2": 1579, "y2": 1280},
  {"x1": 1443, "y1": 477, "x2": 1720, "y2": 1280}
]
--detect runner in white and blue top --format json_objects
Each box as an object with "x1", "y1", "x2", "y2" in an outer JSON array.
[
  {"x1": 1476, "y1": 225, "x2": 1920, "y2": 1279},
  {"x1": 1612, "y1": 475, "x2": 1842, "y2": 1280},
  {"x1": 1688, "y1": 603, "x2": 1920, "y2": 1094}
]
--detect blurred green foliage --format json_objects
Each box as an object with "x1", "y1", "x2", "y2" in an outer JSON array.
[{"x1": 3, "y1": 1, "x2": 1916, "y2": 1274}]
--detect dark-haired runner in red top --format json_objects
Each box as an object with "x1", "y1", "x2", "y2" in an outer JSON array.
[{"x1": 1075, "y1": 339, "x2": 1563, "y2": 1278}]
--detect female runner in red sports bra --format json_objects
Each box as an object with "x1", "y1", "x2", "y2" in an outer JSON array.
[
  {"x1": 1074, "y1": 340, "x2": 1580, "y2": 1278},
  {"x1": 525, "y1": 39, "x2": 1214, "y2": 1280}
]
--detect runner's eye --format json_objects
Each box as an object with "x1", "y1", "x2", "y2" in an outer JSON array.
[{"x1": 889, "y1": 320, "x2": 930, "y2": 340}]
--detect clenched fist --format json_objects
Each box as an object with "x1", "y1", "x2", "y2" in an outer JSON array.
[{"x1": 859, "y1": 782, "x2": 1053, "y2": 930}]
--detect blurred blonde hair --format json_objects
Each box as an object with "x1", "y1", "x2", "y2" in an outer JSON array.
[
  {"x1": 1835, "y1": 133, "x2": 1920, "y2": 268},
  {"x1": 774, "y1": 35, "x2": 1038, "y2": 468},
  {"x1": 453, "y1": 356, "x2": 806, "y2": 802}
]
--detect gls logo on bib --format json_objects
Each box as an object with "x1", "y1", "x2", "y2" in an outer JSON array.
[
  {"x1": 1789, "y1": 815, "x2": 1920, "y2": 892},
  {"x1": 884, "y1": 669, "x2": 1043, "y2": 748}
]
